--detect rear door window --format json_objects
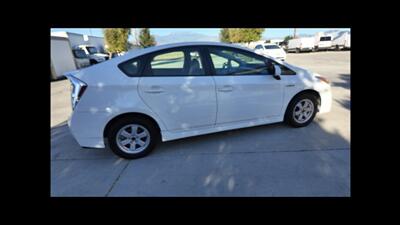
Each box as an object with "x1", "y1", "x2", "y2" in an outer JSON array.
[{"x1": 144, "y1": 48, "x2": 206, "y2": 76}]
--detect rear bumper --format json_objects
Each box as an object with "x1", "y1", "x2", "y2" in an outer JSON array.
[{"x1": 68, "y1": 111, "x2": 109, "y2": 148}]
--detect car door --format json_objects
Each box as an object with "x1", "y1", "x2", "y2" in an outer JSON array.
[
  {"x1": 206, "y1": 46, "x2": 284, "y2": 124},
  {"x1": 138, "y1": 47, "x2": 217, "y2": 131}
]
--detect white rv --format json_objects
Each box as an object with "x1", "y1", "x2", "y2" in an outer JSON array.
[
  {"x1": 287, "y1": 37, "x2": 314, "y2": 53},
  {"x1": 332, "y1": 31, "x2": 351, "y2": 50},
  {"x1": 50, "y1": 36, "x2": 90, "y2": 80}
]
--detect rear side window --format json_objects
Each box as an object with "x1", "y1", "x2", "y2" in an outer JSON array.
[
  {"x1": 145, "y1": 48, "x2": 205, "y2": 76},
  {"x1": 151, "y1": 51, "x2": 185, "y2": 70},
  {"x1": 118, "y1": 58, "x2": 142, "y2": 76}
]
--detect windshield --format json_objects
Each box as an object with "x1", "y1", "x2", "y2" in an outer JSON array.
[
  {"x1": 320, "y1": 36, "x2": 332, "y2": 41},
  {"x1": 264, "y1": 45, "x2": 280, "y2": 49},
  {"x1": 73, "y1": 49, "x2": 88, "y2": 58},
  {"x1": 86, "y1": 47, "x2": 98, "y2": 54}
]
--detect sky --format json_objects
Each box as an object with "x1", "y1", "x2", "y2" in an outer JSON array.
[{"x1": 51, "y1": 28, "x2": 351, "y2": 40}]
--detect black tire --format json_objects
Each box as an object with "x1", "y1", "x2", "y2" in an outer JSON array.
[
  {"x1": 295, "y1": 48, "x2": 300, "y2": 53},
  {"x1": 107, "y1": 117, "x2": 160, "y2": 159},
  {"x1": 285, "y1": 93, "x2": 319, "y2": 128},
  {"x1": 90, "y1": 59, "x2": 98, "y2": 65}
]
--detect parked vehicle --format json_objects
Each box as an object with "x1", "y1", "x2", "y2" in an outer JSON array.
[
  {"x1": 65, "y1": 42, "x2": 332, "y2": 159},
  {"x1": 314, "y1": 35, "x2": 333, "y2": 51},
  {"x1": 254, "y1": 43, "x2": 286, "y2": 61},
  {"x1": 76, "y1": 45, "x2": 109, "y2": 64},
  {"x1": 50, "y1": 36, "x2": 90, "y2": 80},
  {"x1": 287, "y1": 37, "x2": 314, "y2": 53},
  {"x1": 72, "y1": 48, "x2": 91, "y2": 68},
  {"x1": 332, "y1": 31, "x2": 350, "y2": 50}
]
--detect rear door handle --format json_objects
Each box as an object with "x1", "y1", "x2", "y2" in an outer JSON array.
[
  {"x1": 144, "y1": 86, "x2": 164, "y2": 93},
  {"x1": 218, "y1": 85, "x2": 234, "y2": 92}
]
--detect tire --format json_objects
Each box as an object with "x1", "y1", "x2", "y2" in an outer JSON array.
[
  {"x1": 296, "y1": 48, "x2": 300, "y2": 53},
  {"x1": 90, "y1": 59, "x2": 98, "y2": 65},
  {"x1": 285, "y1": 93, "x2": 319, "y2": 128},
  {"x1": 107, "y1": 117, "x2": 160, "y2": 159}
]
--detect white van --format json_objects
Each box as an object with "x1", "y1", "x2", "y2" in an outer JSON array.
[
  {"x1": 315, "y1": 35, "x2": 333, "y2": 51},
  {"x1": 76, "y1": 45, "x2": 109, "y2": 65},
  {"x1": 287, "y1": 37, "x2": 314, "y2": 53},
  {"x1": 332, "y1": 32, "x2": 350, "y2": 50}
]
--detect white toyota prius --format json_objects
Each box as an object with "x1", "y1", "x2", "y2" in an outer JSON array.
[{"x1": 65, "y1": 42, "x2": 332, "y2": 159}]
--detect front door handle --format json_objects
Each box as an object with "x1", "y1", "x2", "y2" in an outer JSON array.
[
  {"x1": 218, "y1": 85, "x2": 234, "y2": 92},
  {"x1": 144, "y1": 86, "x2": 164, "y2": 94}
]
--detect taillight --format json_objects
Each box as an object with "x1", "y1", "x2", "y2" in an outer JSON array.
[{"x1": 66, "y1": 74, "x2": 87, "y2": 110}]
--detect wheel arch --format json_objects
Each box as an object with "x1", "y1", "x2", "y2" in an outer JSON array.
[
  {"x1": 103, "y1": 112, "x2": 162, "y2": 139},
  {"x1": 285, "y1": 89, "x2": 321, "y2": 113}
]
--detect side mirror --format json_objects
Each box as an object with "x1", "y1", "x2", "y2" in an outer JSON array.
[{"x1": 273, "y1": 65, "x2": 281, "y2": 80}]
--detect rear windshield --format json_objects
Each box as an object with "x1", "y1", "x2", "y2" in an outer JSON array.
[
  {"x1": 320, "y1": 36, "x2": 332, "y2": 41},
  {"x1": 264, "y1": 45, "x2": 280, "y2": 49}
]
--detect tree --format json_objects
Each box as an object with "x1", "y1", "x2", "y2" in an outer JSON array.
[
  {"x1": 103, "y1": 28, "x2": 131, "y2": 54},
  {"x1": 219, "y1": 28, "x2": 231, "y2": 43},
  {"x1": 139, "y1": 28, "x2": 156, "y2": 48},
  {"x1": 284, "y1": 35, "x2": 294, "y2": 42},
  {"x1": 228, "y1": 28, "x2": 265, "y2": 44}
]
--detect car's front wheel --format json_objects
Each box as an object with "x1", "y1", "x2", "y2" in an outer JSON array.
[
  {"x1": 285, "y1": 93, "x2": 319, "y2": 127},
  {"x1": 107, "y1": 117, "x2": 159, "y2": 159}
]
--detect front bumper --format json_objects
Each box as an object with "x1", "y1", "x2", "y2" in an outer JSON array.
[{"x1": 318, "y1": 88, "x2": 332, "y2": 114}]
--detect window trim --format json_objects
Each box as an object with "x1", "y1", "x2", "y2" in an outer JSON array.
[
  {"x1": 205, "y1": 46, "x2": 296, "y2": 76},
  {"x1": 117, "y1": 45, "x2": 296, "y2": 77}
]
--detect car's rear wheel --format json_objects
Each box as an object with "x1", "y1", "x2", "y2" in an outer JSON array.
[
  {"x1": 285, "y1": 93, "x2": 318, "y2": 127},
  {"x1": 107, "y1": 117, "x2": 159, "y2": 159}
]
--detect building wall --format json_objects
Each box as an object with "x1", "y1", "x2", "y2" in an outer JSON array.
[{"x1": 51, "y1": 31, "x2": 105, "y2": 52}]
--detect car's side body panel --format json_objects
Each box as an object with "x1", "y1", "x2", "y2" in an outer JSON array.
[
  {"x1": 138, "y1": 76, "x2": 217, "y2": 131},
  {"x1": 213, "y1": 75, "x2": 284, "y2": 124},
  {"x1": 67, "y1": 42, "x2": 332, "y2": 148}
]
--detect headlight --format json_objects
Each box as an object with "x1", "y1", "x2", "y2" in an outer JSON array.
[{"x1": 314, "y1": 74, "x2": 330, "y2": 84}]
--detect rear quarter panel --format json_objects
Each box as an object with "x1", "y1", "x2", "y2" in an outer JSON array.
[{"x1": 73, "y1": 61, "x2": 168, "y2": 131}]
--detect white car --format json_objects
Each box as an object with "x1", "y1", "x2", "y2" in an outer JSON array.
[
  {"x1": 65, "y1": 42, "x2": 332, "y2": 159},
  {"x1": 254, "y1": 43, "x2": 286, "y2": 61}
]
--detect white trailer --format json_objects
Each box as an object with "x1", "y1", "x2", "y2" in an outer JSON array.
[
  {"x1": 50, "y1": 36, "x2": 90, "y2": 80},
  {"x1": 51, "y1": 36, "x2": 77, "y2": 80},
  {"x1": 287, "y1": 37, "x2": 314, "y2": 53},
  {"x1": 332, "y1": 31, "x2": 350, "y2": 50}
]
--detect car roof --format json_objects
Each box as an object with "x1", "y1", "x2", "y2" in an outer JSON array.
[{"x1": 113, "y1": 42, "x2": 256, "y2": 63}]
